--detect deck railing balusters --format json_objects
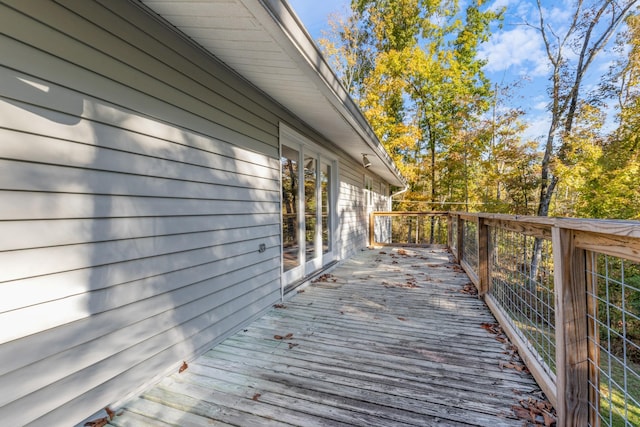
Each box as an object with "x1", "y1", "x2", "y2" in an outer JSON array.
[{"x1": 370, "y1": 211, "x2": 640, "y2": 426}]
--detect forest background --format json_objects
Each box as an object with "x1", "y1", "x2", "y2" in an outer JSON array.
[{"x1": 290, "y1": 0, "x2": 640, "y2": 220}]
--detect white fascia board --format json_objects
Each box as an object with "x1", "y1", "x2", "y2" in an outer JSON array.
[{"x1": 252, "y1": 0, "x2": 405, "y2": 187}]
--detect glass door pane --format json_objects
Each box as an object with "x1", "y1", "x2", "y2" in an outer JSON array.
[
  {"x1": 281, "y1": 146, "x2": 300, "y2": 272},
  {"x1": 304, "y1": 153, "x2": 317, "y2": 262}
]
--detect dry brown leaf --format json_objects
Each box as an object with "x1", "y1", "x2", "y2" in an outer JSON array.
[
  {"x1": 500, "y1": 361, "x2": 515, "y2": 370},
  {"x1": 297, "y1": 289, "x2": 305, "y2": 293},
  {"x1": 284, "y1": 333, "x2": 293, "y2": 339},
  {"x1": 397, "y1": 317, "x2": 407, "y2": 321},
  {"x1": 312, "y1": 273, "x2": 335, "y2": 283},
  {"x1": 512, "y1": 398, "x2": 556, "y2": 426},
  {"x1": 511, "y1": 405, "x2": 530, "y2": 420},
  {"x1": 252, "y1": 393, "x2": 261, "y2": 401},
  {"x1": 481, "y1": 322, "x2": 501, "y2": 334},
  {"x1": 542, "y1": 411, "x2": 556, "y2": 426},
  {"x1": 274, "y1": 335, "x2": 284, "y2": 340},
  {"x1": 178, "y1": 361, "x2": 188, "y2": 373},
  {"x1": 288, "y1": 343, "x2": 299, "y2": 349},
  {"x1": 273, "y1": 303, "x2": 287, "y2": 309},
  {"x1": 85, "y1": 418, "x2": 108, "y2": 427},
  {"x1": 105, "y1": 407, "x2": 115, "y2": 420}
]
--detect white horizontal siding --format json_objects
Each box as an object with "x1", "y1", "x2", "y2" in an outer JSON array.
[
  {"x1": 335, "y1": 156, "x2": 369, "y2": 259},
  {"x1": 0, "y1": 1, "x2": 286, "y2": 425}
]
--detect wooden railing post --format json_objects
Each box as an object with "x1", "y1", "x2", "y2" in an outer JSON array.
[
  {"x1": 552, "y1": 227, "x2": 589, "y2": 426},
  {"x1": 447, "y1": 214, "x2": 453, "y2": 249},
  {"x1": 477, "y1": 217, "x2": 489, "y2": 296},
  {"x1": 369, "y1": 212, "x2": 375, "y2": 247}
]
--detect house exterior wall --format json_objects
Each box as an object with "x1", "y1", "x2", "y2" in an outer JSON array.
[{"x1": 0, "y1": 1, "x2": 393, "y2": 425}]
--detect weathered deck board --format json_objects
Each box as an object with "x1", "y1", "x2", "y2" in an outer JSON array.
[{"x1": 108, "y1": 248, "x2": 545, "y2": 426}]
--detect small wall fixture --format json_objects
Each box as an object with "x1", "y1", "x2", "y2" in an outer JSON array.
[{"x1": 362, "y1": 154, "x2": 372, "y2": 169}]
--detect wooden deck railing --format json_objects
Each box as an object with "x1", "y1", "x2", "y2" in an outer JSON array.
[
  {"x1": 370, "y1": 211, "x2": 640, "y2": 427},
  {"x1": 369, "y1": 211, "x2": 449, "y2": 247}
]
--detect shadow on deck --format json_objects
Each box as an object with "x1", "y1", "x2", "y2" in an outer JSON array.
[{"x1": 108, "y1": 247, "x2": 547, "y2": 427}]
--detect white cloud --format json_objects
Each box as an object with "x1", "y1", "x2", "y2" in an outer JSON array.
[
  {"x1": 533, "y1": 100, "x2": 547, "y2": 111},
  {"x1": 479, "y1": 26, "x2": 549, "y2": 77},
  {"x1": 489, "y1": 0, "x2": 520, "y2": 13},
  {"x1": 522, "y1": 113, "x2": 550, "y2": 143}
]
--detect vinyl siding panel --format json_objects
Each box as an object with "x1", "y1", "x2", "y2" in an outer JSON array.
[
  {"x1": 334, "y1": 158, "x2": 392, "y2": 258},
  {"x1": 336, "y1": 156, "x2": 369, "y2": 259},
  {"x1": 0, "y1": 1, "x2": 399, "y2": 425},
  {"x1": 0, "y1": 0, "x2": 285, "y2": 425}
]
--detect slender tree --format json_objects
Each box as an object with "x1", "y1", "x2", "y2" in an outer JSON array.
[{"x1": 531, "y1": 0, "x2": 639, "y2": 217}]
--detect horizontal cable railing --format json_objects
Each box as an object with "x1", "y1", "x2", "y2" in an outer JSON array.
[{"x1": 370, "y1": 211, "x2": 640, "y2": 426}]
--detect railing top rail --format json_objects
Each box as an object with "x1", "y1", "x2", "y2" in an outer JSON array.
[
  {"x1": 448, "y1": 212, "x2": 640, "y2": 239},
  {"x1": 372, "y1": 211, "x2": 449, "y2": 216}
]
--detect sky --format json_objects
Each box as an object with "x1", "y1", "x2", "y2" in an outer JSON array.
[{"x1": 288, "y1": 0, "x2": 625, "y2": 142}]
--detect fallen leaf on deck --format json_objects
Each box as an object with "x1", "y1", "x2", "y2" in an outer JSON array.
[
  {"x1": 252, "y1": 393, "x2": 261, "y2": 401},
  {"x1": 460, "y1": 282, "x2": 478, "y2": 295},
  {"x1": 480, "y1": 322, "x2": 502, "y2": 335},
  {"x1": 273, "y1": 303, "x2": 287, "y2": 309},
  {"x1": 379, "y1": 251, "x2": 387, "y2": 254},
  {"x1": 297, "y1": 289, "x2": 305, "y2": 293},
  {"x1": 85, "y1": 418, "x2": 108, "y2": 427},
  {"x1": 288, "y1": 343, "x2": 299, "y2": 349},
  {"x1": 512, "y1": 398, "x2": 556, "y2": 426},
  {"x1": 542, "y1": 411, "x2": 556, "y2": 426},
  {"x1": 178, "y1": 361, "x2": 188, "y2": 373},
  {"x1": 383, "y1": 280, "x2": 421, "y2": 289},
  {"x1": 397, "y1": 317, "x2": 407, "y2": 321},
  {"x1": 275, "y1": 333, "x2": 294, "y2": 340},
  {"x1": 313, "y1": 273, "x2": 335, "y2": 283},
  {"x1": 105, "y1": 407, "x2": 115, "y2": 420},
  {"x1": 510, "y1": 405, "x2": 530, "y2": 420}
]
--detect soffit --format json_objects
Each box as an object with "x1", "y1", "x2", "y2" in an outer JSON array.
[{"x1": 140, "y1": 0, "x2": 405, "y2": 187}]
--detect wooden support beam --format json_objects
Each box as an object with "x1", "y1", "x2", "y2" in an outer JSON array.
[
  {"x1": 553, "y1": 227, "x2": 589, "y2": 426},
  {"x1": 477, "y1": 218, "x2": 490, "y2": 296}
]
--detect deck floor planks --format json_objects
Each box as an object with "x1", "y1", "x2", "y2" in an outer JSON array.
[{"x1": 109, "y1": 247, "x2": 544, "y2": 426}]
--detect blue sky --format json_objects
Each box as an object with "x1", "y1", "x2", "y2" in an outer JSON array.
[{"x1": 288, "y1": 0, "x2": 624, "y2": 142}]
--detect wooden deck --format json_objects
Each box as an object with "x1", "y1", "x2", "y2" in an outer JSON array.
[{"x1": 106, "y1": 247, "x2": 546, "y2": 427}]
